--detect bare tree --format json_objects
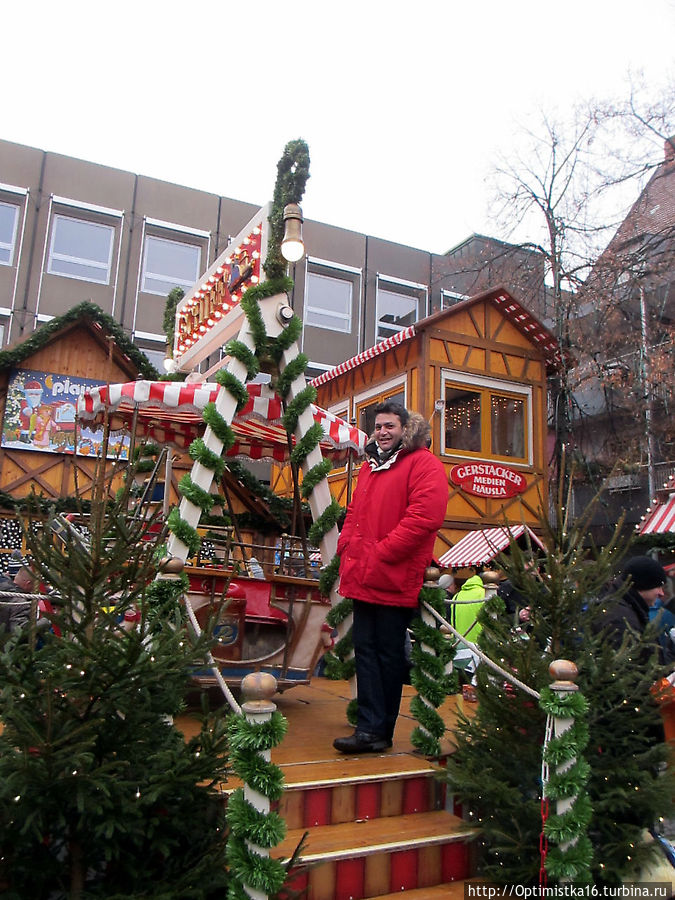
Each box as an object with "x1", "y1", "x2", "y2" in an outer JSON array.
[{"x1": 482, "y1": 77, "x2": 675, "y2": 504}]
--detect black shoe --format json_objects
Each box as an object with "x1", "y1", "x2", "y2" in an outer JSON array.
[{"x1": 333, "y1": 731, "x2": 390, "y2": 754}]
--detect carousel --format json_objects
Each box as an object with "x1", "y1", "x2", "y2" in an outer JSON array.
[{"x1": 77, "y1": 378, "x2": 367, "y2": 690}]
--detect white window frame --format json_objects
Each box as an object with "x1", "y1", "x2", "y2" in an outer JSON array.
[
  {"x1": 305, "y1": 271, "x2": 352, "y2": 333},
  {"x1": 304, "y1": 257, "x2": 361, "y2": 336},
  {"x1": 441, "y1": 289, "x2": 468, "y2": 309},
  {"x1": 0, "y1": 201, "x2": 19, "y2": 267},
  {"x1": 440, "y1": 369, "x2": 533, "y2": 466},
  {"x1": 376, "y1": 274, "x2": 427, "y2": 342},
  {"x1": 47, "y1": 213, "x2": 115, "y2": 284},
  {"x1": 141, "y1": 233, "x2": 202, "y2": 296}
]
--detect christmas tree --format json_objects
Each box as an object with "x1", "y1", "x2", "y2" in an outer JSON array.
[
  {"x1": 0, "y1": 460, "x2": 231, "y2": 899},
  {"x1": 444, "y1": 480, "x2": 675, "y2": 885}
]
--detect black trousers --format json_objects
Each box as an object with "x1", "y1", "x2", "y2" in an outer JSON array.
[{"x1": 352, "y1": 599, "x2": 415, "y2": 741}]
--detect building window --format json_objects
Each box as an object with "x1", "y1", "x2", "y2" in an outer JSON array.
[
  {"x1": 47, "y1": 214, "x2": 114, "y2": 284},
  {"x1": 442, "y1": 371, "x2": 530, "y2": 463},
  {"x1": 376, "y1": 276, "x2": 426, "y2": 342},
  {"x1": 0, "y1": 202, "x2": 19, "y2": 266},
  {"x1": 141, "y1": 234, "x2": 202, "y2": 296},
  {"x1": 305, "y1": 270, "x2": 352, "y2": 332},
  {"x1": 441, "y1": 289, "x2": 467, "y2": 309}
]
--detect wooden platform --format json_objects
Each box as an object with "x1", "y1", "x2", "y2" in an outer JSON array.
[{"x1": 179, "y1": 677, "x2": 480, "y2": 900}]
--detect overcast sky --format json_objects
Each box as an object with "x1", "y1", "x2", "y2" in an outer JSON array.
[{"x1": 3, "y1": 0, "x2": 674, "y2": 254}]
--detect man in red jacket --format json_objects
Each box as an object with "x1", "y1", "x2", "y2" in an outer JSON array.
[{"x1": 333, "y1": 401, "x2": 449, "y2": 753}]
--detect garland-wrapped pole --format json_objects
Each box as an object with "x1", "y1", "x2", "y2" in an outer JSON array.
[
  {"x1": 410, "y1": 567, "x2": 457, "y2": 757},
  {"x1": 540, "y1": 659, "x2": 593, "y2": 884},
  {"x1": 226, "y1": 672, "x2": 288, "y2": 900}
]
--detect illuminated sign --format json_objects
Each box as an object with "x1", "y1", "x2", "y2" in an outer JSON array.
[
  {"x1": 173, "y1": 204, "x2": 270, "y2": 371},
  {"x1": 450, "y1": 462, "x2": 527, "y2": 498}
]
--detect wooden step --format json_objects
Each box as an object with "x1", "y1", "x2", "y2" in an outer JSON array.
[
  {"x1": 279, "y1": 810, "x2": 476, "y2": 900},
  {"x1": 277, "y1": 754, "x2": 445, "y2": 828}
]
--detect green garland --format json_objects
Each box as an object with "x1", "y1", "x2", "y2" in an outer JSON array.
[
  {"x1": 277, "y1": 353, "x2": 309, "y2": 398},
  {"x1": 271, "y1": 313, "x2": 303, "y2": 360},
  {"x1": 539, "y1": 685, "x2": 593, "y2": 882},
  {"x1": 322, "y1": 586, "x2": 355, "y2": 682},
  {"x1": 239, "y1": 291, "x2": 269, "y2": 350},
  {"x1": 188, "y1": 438, "x2": 226, "y2": 480},
  {"x1": 166, "y1": 507, "x2": 200, "y2": 558},
  {"x1": 213, "y1": 370, "x2": 250, "y2": 411},
  {"x1": 162, "y1": 286, "x2": 184, "y2": 358},
  {"x1": 223, "y1": 339, "x2": 260, "y2": 381},
  {"x1": 307, "y1": 500, "x2": 343, "y2": 546},
  {"x1": 202, "y1": 404, "x2": 236, "y2": 449},
  {"x1": 291, "y1": 422, "x2": 325, "y2": 469},
  {"x1": 410, "y1": 585, "x2": 458, "y2": 757},
  {"x1": 0, "y1": 300, "x2": 158, "y2": 379},
  {"x1": 225, "y1": 790, "x2": 286, "y2": 848},
  {"x1": 226, "y1": 710, "x2": 289, "y2": 898},
  {"x1": 319, "y1": 555, "x2": 341, "y2": 598},
  {"x1": 301, "y1": 459, "x2": 333, "y2": 500},
  {"x1": 282, "y1": 385, "x2": 318, "y2": 434},
  {"x1": 178, "y1": 474, "x2": 215, "y2": 514},
  {"x1": 264, "y1": 139, "x2": 311, "y2": 281}
]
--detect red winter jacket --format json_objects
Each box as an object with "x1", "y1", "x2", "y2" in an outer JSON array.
[{"x1": 337, "y1": 414, "x2": 448, "y2": 608}]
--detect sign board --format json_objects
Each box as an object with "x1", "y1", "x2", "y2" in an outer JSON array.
[
  {"x1": 1, "y1": 368, "x2": 130, "y2": 459},
  {"x1": 449, "y1": 462, "x2": 527, "y2": 499},
  {"x1": 173, "y1": 203, "x2": 270, "y2": 372}
]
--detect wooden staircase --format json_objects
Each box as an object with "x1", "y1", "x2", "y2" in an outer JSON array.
[
  {"x1": 275, "y1": 749, "x2": 476, "y2": 900},
  {"x1": 181, "y1": 677, "x2": 479, "y2": 900}
]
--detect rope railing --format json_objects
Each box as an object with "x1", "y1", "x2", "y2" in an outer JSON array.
[{"x1": 420, "y1": 597, "x2": 541, "y2": 701}]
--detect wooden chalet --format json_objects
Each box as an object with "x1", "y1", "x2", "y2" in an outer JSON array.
[
  {"x1": 0, "y1": 303, "x2": 281, "y2": 561},
  {"x1": 273, "y1": 286, "x2": 562, "y2": 566}
]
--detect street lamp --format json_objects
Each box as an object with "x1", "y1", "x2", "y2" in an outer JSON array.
[{"x1": 280, "y1": 203, "x2": 304, "y2": 262}]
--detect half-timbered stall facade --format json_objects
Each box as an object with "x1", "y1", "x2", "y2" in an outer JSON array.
[{"x1": 282, "y1": 285, "x2": 562, "y2": 563}]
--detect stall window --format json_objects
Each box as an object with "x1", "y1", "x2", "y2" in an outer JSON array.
[
  {"x1": 0, "y1": 202, "x2": 19, "y2": 266},
  {"x1": 47, "y1": 215, "x2": 114, "y2": 284},
  {"x1": 443, "y1": 372, "x2": 530, "y2": 463},
  {"x1": 356, "y1": 383, "x2": 406, "y2": 437},
  {"x1": 141, "y1": 234, "x2": 202, "y2": 296}
]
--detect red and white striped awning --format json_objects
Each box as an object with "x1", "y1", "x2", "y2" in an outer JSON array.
[
  {"x1": 78, "y1": 380, "x2": 367, "y2": 463},
  {"x1": 638, "y1": 497, "x2": 675, "y2": 535},
  {"x1": 438, "y1": 524, "x2": 545, "y2": 568},
  {"x1": 310, "y1": 326, "x2": 416, "y2": 387}
]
